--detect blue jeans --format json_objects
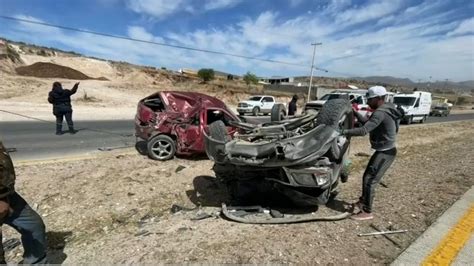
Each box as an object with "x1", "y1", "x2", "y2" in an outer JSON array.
[{"x1": 1, "y1": 192, "x2": 47, "y2": 264}]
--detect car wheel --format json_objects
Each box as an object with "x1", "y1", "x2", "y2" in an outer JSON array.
[
  {"x1": 316, "y1": 99, "x2": 353, "y2": 161},
  {"x1": 147, "y1": 135, "x2": 176, "y2": 160},
  {"x1": 420, "y1": 115, "x2": 426, "y2": 123},
  {"x1": 406, "y1": 116, "x2": 413, "y2": 125},
  {"x1": 271, "y1": 103, "x2": 286, "y2": 122},
  {"x1": 252, "y1": 107, "x2": 260, "y2": 116},
  {"x1": 135, "y1": 140, "x2": 148, "y2": 155},
  {"x1": 209, "y1": 120, "x2": 231, "y2": 142}
]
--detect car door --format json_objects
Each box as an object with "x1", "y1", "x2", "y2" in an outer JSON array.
[
  {"x1": 173, "y1": 112, "x2": 203, "y2": 153},
  {"x1": 262, "y1": 97, "x2": 274, "y2": 112}
]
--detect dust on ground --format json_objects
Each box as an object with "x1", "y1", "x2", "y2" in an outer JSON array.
[{"x1": 3, "y1": 121, "x2": 473, "y2": 264}]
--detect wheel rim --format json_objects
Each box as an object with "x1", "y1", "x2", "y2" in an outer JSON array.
[{"x1": 151, "y1": 140, "x2": 173, "y2": 159}]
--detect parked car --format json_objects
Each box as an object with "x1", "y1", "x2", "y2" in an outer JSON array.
[
  {"x1": 135, "y1": 91, "x2": 239, "y2": 160},
  {"x1": 394, "y1": 91, "x2": 432, "y2": 124},
  {"x1": 430, "y1": 105, "x2": 450, "y2": 116},
  {"x1": 304, "y1": 89, "x2": 371, "y2": 114},
  {"x1": 237, "y1": 95, "x2": 284, "y2": 116}
]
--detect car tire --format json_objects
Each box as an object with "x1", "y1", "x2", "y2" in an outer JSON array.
[
  {"x1": 147, "y1": 135, "x2": 176, "y2": 161},
  {"x1": 271, "y1": 103, "x2": 286, "y2": 122},
  {"x1": 252, "y1": 107, "x2": 260, "y2": 116},
  {"x1": 316, "y1": 99, "x2": 353, "y2": 161},
  {"x1": 406, "y1": 116, "x2": 413, "y2": 125},
  {"x1": 135, "y1": 140, "x2": 148, "y2": 155},
  {"x1": 209, "y1": 120, "x2": 231, "y2": 142},
  {"x1": 420, "y1": 115, "x2": 426, "y2": 123}
]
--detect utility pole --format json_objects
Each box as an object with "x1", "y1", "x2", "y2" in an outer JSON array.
[{"x1": 308, "y1": 42, "x2": 322, "y2": 102}]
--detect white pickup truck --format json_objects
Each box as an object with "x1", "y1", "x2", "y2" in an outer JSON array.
[{"x1": 237, "y1": 95, "x2": 282, "y2": 116}]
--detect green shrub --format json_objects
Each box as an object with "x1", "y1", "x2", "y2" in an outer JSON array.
[{"x1": 198, "y1": 68, "x2": 215, "y2": 82}]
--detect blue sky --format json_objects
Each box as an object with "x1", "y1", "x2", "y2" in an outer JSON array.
[{"x1": 0, "y1": 0, "x2": 473, "y2": 81}]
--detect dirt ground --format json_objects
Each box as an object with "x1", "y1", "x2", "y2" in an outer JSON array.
[{"x1": 2, "y1": 121, "x2": 473, "y2": 264}]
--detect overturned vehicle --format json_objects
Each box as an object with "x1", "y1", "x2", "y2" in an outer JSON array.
[{"x1": 205, "y1": 99, "x2": 353, "y2": 208}]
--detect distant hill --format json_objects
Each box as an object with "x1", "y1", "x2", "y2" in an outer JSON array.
[
  {"x1": 351, "y1": 76, "x2": 415, "y2": 87},
  {"x1": 351, "y1": 76, "x2": 473, "y2": 93}
]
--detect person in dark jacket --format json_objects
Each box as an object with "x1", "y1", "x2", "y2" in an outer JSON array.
[
  {"x1": 48, "y1": 81, "x2": 79, "y2": 135},
  {"x1": 0, "y1": 141, "x2": 47, "y2": 264},
  {"x1": 288, "y1": 94, "x2": 298, "y2": 116},
  {"x1": 340, "y1": 86, "x2": 403, "y2": 221}
]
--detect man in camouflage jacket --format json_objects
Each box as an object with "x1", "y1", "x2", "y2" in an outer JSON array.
[{"x1": 0, "y1": 141, "x2": 47, "y2": 264}]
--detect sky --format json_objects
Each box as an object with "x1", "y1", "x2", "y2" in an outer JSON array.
[{"x1": 0, "y1": 0, "x2": 473, "y2": 82}]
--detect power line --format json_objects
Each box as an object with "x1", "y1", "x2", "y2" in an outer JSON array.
[{"x1": 0, "y1": 15, "x2": 332, "y2": 72}]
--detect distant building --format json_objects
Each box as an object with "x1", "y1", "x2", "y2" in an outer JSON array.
[{"x1": 259, "y1": 76, "x2": 295, "y2": 85}]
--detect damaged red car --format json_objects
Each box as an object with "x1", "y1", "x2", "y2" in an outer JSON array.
[{"x1": 135, "y1": 91, "x2": 239, "y2": 160}]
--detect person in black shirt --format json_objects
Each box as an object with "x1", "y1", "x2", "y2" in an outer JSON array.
[
  {"x1": 288, "y1": 94, "x2": 298, "y2": 116},
  {"x1": 48, "y1": 81, "x2": 79, "y2": 135}
]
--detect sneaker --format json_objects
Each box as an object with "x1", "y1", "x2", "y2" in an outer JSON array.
[
  {"x1": 55, "y1": 131, "x2": 63, "y2": 135},
  {"x1": 69, "y1": 129, "x2": 78, "y2": 134},
  {"x1": 351, "y1": 210, "x2": 374, "y2": 221}
]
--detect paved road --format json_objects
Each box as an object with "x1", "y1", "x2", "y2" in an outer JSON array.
[
  {"x1": 0, "y1": 120, "x2": 135, "y2": 161},
  {"x1": 1, "y1": 113, "x2": 473, "y2": 161}
]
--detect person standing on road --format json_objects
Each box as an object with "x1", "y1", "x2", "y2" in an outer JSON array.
[
  {"x1": 340, "y1": 86, "x2": 403, "y2": 221},
  {"x1": 0, "y1": 141, "x2": 47, "y2": 264},
  {"x1": 288, "y1": 94, "x2": 298, "y2": 116},
  {"x1": 48, "y1": 81, "x2": 79, "y2": 135}
]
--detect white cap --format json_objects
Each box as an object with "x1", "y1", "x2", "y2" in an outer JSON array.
[{"x1": 366, "y1": 86, "x2": 387, "y2": 99}]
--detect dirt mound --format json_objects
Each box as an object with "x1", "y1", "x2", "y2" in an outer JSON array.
[{"x1": 15, "y1": 62, "x2": 93, "y2": 80}]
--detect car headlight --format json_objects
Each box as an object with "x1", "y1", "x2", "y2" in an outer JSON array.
[{"x1": 315, "y1": 174, "x2": 329, "y2": 186}]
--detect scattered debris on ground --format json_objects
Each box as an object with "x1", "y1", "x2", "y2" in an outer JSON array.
[{"x1": 2, "y1": 121, "x2": 472, "y2": 264}]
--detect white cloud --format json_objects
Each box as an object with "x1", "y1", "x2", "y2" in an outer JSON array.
[
  {"x1": 13, "y1": 15, "x2": 61, "y2": 34},
  {"x1": 126, "y1": 0, "x2": 191, "y2": 18},
  {"x1": 127, "y1": 26, "x2": 154, "y2": 41},
  {"x1": 335, "y1": 0, "x2": 404, "y2": 25},
  {"x1": 204, "y1": 0, "x2": 242, "y2": 11},
  {"x1": 448, "y1": 18, "x2": 474, "y2": 36},
  {"x1": 289, "y1": 0, "x2": 304, "y2": 8}
]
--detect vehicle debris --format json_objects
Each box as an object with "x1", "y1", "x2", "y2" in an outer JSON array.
[
  {"x1": 175, "y1": 165, "x2": 186, "y2": 173},
  {"x1": 221, "y1": 204, "x2": 351, "y2": 224},
  {"x1": 357, "y1": 229, "x2": 408, "y2": 237},
  {"x1": 170, "y1": 204, "x2": 196, "y2": 214}
]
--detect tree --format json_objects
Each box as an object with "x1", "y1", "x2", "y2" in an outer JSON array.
[
  {"x1": 197, "y1": 68, "x2": 215, "y2": 82},
  {"x1": 243, "y1": 71, "x2": 259, "y2": 86}
]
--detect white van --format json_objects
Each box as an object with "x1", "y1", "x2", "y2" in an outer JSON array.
[{"x1": 394, "y1": 91, "x2": 432, "y2": 124}]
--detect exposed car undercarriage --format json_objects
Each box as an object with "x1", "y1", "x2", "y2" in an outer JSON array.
[{"x1": 205, "y1": 99, "x2": 354, "y2": 216}]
